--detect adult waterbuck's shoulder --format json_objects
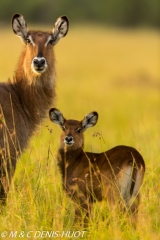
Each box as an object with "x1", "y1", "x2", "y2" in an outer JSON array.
[
  {"x1": 0, "y1": 14, "x2": 69, "y2": 204},
  {"x1": 49, "y1": 108, "x2": 145, "y2": 226}
]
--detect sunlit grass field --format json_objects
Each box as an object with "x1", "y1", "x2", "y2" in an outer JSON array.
[{"x1": 0, "y1": 24, "x2": 160, "y2": 239}]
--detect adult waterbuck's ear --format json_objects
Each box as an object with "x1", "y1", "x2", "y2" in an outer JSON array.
[
  {"x1": 12, "y1": 14, "x2": 28, "y2": 42},
  {"x1": 82, "y1": 111, "x2": 98, "y2": 132},
  {"x1": 52, "y1": 16, "x2": 69, "y2": 45},
  {"x1": 49, "y1": 108, "x2": 66, "y2": 127}
]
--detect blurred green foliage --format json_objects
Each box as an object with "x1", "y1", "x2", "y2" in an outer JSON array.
[{"x1": 0, "y1": 0, "x2": 159, "y2": 27}]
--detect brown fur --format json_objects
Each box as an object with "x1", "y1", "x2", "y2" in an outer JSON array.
[
  {"x1": 49, "y1": 109, "x2": 145, "y2": 224},
  {"x1": 0, "y1": 14, "x2": 69, "y2": 203}
]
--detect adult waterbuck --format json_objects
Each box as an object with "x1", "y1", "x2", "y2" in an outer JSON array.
[
  {"x1": 49, "y1": 108, "x2": 145, "y2": 224},
  {"x1": 0, "y1": 14, "x2": 69, "y2": 204}
]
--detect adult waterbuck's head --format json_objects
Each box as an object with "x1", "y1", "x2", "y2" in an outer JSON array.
[{"x1": 12, "y1": 13, "x2": 69, "y2": 81}]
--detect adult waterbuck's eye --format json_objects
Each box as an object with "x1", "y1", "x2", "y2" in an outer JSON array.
[
  {"x1": 76, "y1": 128, "x2": 81, "y2": 134},
  {"x1": 48, "y1": 39, "x2": 54, "y2": 45},
  {"x1": 26, "y1": 38, "x2": 31, "y2": 44},
  {"x1": 62, "y1": 126, "x2": 66, "y2": 132}
]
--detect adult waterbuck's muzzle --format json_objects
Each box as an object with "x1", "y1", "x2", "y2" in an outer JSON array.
[{"x1": 32, "y1": 57, "x2": 47, "y2": 74}]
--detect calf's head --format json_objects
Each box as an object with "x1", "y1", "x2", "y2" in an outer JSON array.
[{"x1": 49, "y1": 108, "x2": 98, "y2": 150}]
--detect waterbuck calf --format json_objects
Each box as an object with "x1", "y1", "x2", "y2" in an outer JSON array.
[
  {"x1": 0, "y1": 14, "x2": 69, "y2": 203},
  {"x1": 49, "y1": 108, "x2": 145, "y2": 224}
]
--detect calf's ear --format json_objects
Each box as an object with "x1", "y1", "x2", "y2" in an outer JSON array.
[
  {"x1": 49, "y1": 108, "x2": 65, "y2": 127},
  {"x1": 82, "y1": 111, "x2": 98, "y2": 132}
]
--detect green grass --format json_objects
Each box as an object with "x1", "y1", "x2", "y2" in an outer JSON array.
[{"x1": 0, "y1": 25, "x2": 160, "y2": 239}]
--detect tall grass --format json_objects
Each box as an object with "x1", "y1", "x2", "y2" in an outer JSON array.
[{"x1": 0, "y1": 25, "x2": 159, "y2": 239}]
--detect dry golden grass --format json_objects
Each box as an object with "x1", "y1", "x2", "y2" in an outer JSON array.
[{"x1": 0, "y1": 24, "x2": 159, "y2": 239}]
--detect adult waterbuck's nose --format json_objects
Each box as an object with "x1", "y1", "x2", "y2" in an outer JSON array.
[
  {"x1": 64, "y1": 136, "x2": 74, "y2": 146},
  {"x1": 32, "y1": 57, "x2": 47, "y2": 73}
]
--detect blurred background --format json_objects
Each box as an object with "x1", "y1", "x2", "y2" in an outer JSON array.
[{"x1": 0, "y1": 0, "x2": 160, "y2": 27}]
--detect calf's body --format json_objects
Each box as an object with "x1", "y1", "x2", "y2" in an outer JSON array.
[{"x1": 49, "y1": 108, "x2": 145, "y2": 224}]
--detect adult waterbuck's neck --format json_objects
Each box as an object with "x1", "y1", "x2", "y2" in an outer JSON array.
[
  {"x1": 0, "y1": 14, "x2": 69, "y2": 203},
  {"x1": 11, "y1": 13, "x2": 69, "y2": 122}
]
